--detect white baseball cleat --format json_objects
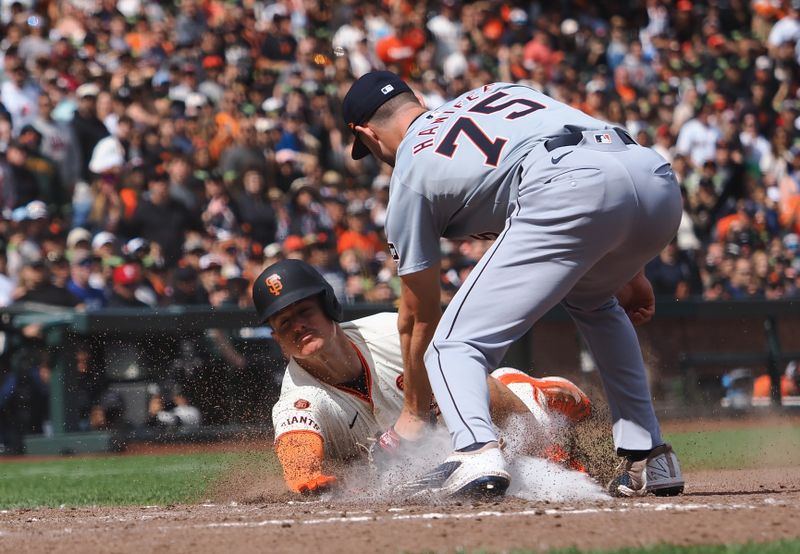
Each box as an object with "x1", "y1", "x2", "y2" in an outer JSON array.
[
  {"x1": 395, "y1": 442, "x2": 510, "y2": 501},
  {"x1": 607, "y1": 443, "x2": 685, "y2": 497}
]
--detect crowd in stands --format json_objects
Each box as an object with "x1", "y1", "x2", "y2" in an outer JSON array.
[
  {"x1": 2, "y1": 0, "x2": 800, "y2": 443},
  {"x1": 1, "y1": 0, "x2": 799, "y2": 312}
]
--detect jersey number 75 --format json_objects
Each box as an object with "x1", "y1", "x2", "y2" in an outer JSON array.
[{"x1": 435, "y1": 91, "x2": 546, "y2": 167}]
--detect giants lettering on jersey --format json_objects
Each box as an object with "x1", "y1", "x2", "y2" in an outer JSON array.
[
  {"x1": 411, "y1": 84, "x2": 496, "y2": 156},
  {"x1": 277, "y1": 411, "x2": 321, "y2": 435}
]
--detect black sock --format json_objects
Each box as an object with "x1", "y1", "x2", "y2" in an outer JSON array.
[
  {"x1": 457, "y1": 441, "x2": 489, "y2": 453},
  {"x1": 616, "y1": 447, "x2": 651, "y2": 462}
]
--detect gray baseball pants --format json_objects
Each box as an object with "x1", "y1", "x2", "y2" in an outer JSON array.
[{"x1": 425, "y1": 132, "x2": 682, "y2": 451}]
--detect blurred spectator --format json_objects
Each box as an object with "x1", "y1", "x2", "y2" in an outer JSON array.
[
  {"x1": 307, "y1": 232, "x2": 346, "y2": 301},
  {"x1": 337, "y1": 201, "x2": 383, "y2": 259},
  {"x1": 106, "y1": 262, "x2": 148, "y2": 308},
  {"x1": 89, "y1": 389, "x2": 129, "y2": 432},
  {"x1": 71, "y1": 84, "x2": 110, "y2": 183},
  {"x1": 17, "y1": 125, "x2": 64, "y2": 214},
  {"x1": 66, "y1": 251, "x2": 106, "y2": 310},
  {"x1": 676, "y1": 103, "x2": 721, "y2": 169},
  {"x1": 168, "y1": 265, "x2": 208, "y2": 305},
  {"x1": 0, "y1": 60, "x2": 37, "y2": 134},
  {"x1": 167, "y1": 154, "x2": 202, "y2": 216},
  {"x1": 126, "y1": 168, "x2": 197, "y2": 266},
  {"x1": 146, "y1": 382, "x2": 201, "y2": 428},
  {"x1": 281, "y1": 183, "x2": 332, "y2": 239},
  {"x1": 200, "y1": 173, "x2": 239, "y2": 239},
  {"x1": 5, "y1": 140, "x2": 38, "y2": 208},
  {"x1": 235, "y1": 168, "x2": 277, "y2": 247},
  {"x1": 646, "y1": 241, "x2": 702, "y2": 300},
  {"x1": 0, "y1": 246, "x2": 14, "y2": 307},
  {"x1": 218, "y1": 118, "x2": 267, "y2": 179},
  {"x1": 32, "y1": 93, "x2": 81, "y2": 200}
]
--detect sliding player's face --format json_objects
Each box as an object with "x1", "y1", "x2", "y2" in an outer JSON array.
[{"x1": 269, "y1": 296, "x2": 336, "y2": 359}]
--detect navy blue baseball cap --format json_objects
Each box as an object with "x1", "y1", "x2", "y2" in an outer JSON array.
[{"x1": 342, "y1": 71, "x2": 413, "y2": 160}]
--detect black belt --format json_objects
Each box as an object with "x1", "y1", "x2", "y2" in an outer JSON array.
[{"x1": 544, "y1": 127, "x2": 636, "y2": 152}]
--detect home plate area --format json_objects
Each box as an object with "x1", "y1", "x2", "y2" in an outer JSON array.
[{"x1": 2, "y1": 466, "x2": 799, "y2": 554}]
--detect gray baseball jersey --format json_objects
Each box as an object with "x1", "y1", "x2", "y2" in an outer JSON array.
[
  {"x1": 383, "y1": 82, "x2": 682, "y2": 453},
  {"x1": 385, "y1": 83, "x2": 607, "y2": 276}
]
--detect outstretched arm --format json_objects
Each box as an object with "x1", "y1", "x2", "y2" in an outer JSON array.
[
  {"x1": 274, "y1": 432, "x2": 337, "y2": 494},
  {"x1": 394, "y1": 264, "x2": 441, "y2": 439}
]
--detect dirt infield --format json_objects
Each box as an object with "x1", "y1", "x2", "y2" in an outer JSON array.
[
  {"x1": 1, "y1": 465, "x2": 798, "y2": 553},
  {"x1": 3, "y1": 415, "x2": 800, "y2": 553}
]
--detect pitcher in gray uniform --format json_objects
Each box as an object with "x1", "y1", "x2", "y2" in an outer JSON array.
[{"x1": 342, "y1": 70, "x2": 685, "y2": 500}]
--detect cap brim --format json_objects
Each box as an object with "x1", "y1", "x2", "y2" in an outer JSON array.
[
  {"x1": 351, "y1": 136, "x2": 371, "y2": 160},
  {"x1": 258, "y1": 285, "x2": 325, "y2": 324}
]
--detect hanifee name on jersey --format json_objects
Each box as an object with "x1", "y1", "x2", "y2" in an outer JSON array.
[{"x1": 411, "y1": 84, "x2": 498, "y2": 155}]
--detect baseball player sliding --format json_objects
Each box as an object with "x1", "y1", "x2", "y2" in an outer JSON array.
[
  {"x1": 341, "y1": 71, "x2": 685, "y2": 499},
  {"x1": 253, "y1": 260, "x2": 591, "y2": 494}
]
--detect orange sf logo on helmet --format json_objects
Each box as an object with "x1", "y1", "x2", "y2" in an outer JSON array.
[{"x1": 265, "y1": 273, "x2": 283, "y2": 296}]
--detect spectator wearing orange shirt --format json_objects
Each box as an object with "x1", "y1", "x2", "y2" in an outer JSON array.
[
  {"x1": 337, "y1": 203, "x2": 382, "y2": 258},
  {"x1": 753, "y1": 363, "x2": 800, "y2": 398},
  {"x1": 779, "y1": 194, "x2": 800, "y2": 234},
  {"x1": 716, "y1": 200, "x2": 754, "y2": 243}
]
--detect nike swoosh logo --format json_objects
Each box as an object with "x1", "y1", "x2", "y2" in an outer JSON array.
[
  {"x1": 551, "y1": 150, "x2": 573, "y2": 164},
  {"x1": 348, "y1": 412, "x2": 358, "y2": 429}
]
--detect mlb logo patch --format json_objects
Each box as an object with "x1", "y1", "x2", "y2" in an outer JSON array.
[
  {"x1": 594, "y1": 133, "x2": 613, "y2": 144},
  {"x1": 388, "y1": 242, "x2": 400, "y2": 261},
  {"x1": 381, "y1": 84, "x2": 395, "y2": 95}
]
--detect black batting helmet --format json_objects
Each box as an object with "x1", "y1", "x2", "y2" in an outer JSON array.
[{"x1": 252, "y1": 259, "x2": 343, "y2": 325}]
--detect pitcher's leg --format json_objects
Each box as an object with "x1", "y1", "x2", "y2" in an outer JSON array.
[
  {"x1": 564, "y1": 298, "x2": 662, "y2": 450},
  {"x1": 425, "y1": 162, "x2": 621, "y2": 450},
  {"x1": 426, "y1": 251, "x2": 588, "y2": 450}
]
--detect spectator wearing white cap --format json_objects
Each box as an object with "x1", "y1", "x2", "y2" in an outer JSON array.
[
  {"x1": 84, "y1": 135, "x2": 126, "y2": 233},
  {"x1": 91, "y1": 231, "x2": 118, "y2": 264},
  {"x1": 4, "y1": 201, "x2": 49, "y2": 281},
  {"x1": 71, "y1": 82, "x2": 110, "y2": 182},
  {"x1": 197, "y1": 253, "x2": 223, "y2": 298},
  {"x1": 66, "y1": 227, "x2": 92, "y2": 253}
]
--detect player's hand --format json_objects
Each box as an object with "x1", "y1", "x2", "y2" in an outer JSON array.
[
  {"x1": 296, "y1": 474, "x2": 337, "y2": 495},
  {"x1": 616, "y1": 271, "x2": 655, "y2": 326},
  {"x1": 392, "y1": 408, "x2": 433, "y2": 441},
  {"x1": 367, "y1": 415, "x2": 438, "y2": 473},
  {"x1": 367, "y1": 426, "x2": 403, "y2": 472},
  {"x1": 368, "y1": 425, "x2": 429, "y2": 473}
]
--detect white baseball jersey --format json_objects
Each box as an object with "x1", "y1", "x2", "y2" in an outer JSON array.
[
  {"x1": 272, "y1": 313, "x2": 406, "y2": 460},
  {"x1": 271, "y1": 313, "x2": 556, "y2": 460}
]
